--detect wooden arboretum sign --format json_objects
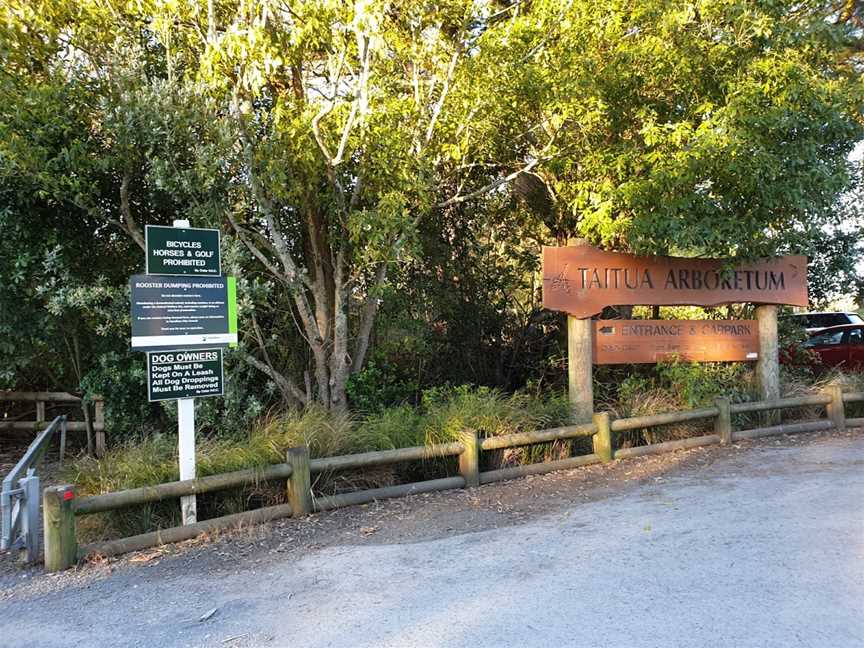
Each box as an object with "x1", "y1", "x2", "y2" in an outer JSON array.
[
  {"x1": 542, "y1": 245, "x2": 808, "y2": 319},
  {"x1": 593, "y1": 319, "x2": 759, "y2": 364},
  {"x1": 541, "y1": 242, "x2": 808, "y2": 421}
]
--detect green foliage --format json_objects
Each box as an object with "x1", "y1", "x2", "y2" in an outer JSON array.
[
  {"x1": 79, "y1": 353, "x2": 156, "y2": 440},
  {"x1": 0, "y1": 0, "x2": 861, "y2": 435},
  {"x1": 68, "y1": 386, "x2": 571, "y2": 538},
  {"x1": 346, "y1": 361, "x2": 419, "y2": 413},
  {"x1": 608, "y1": 360, "x2": 757, "y2": 444},
  {"x1": 420, "y1": 385, "x2": 571, "y2": 445},
  {"x1": 457, "y1": 0, "x2": 864, "y2": 262}
]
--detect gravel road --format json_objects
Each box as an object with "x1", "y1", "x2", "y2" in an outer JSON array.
[{"x1": 1, "y1": 430, "x2": 863, "y2": 648}]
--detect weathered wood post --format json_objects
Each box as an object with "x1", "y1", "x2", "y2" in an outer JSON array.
[
  {"x1": 36, "y1": 400, "x2": 45, "y2": 428},
  {"x1": 286, "y1": 446, "x2": 312, "y2": 517},
  {"x1": 755, "y1": 305, "x2": 780, "y2": 425},
  {"x1": 43, "y1": 485, "x2": 77, "y2": 572},
  {"x1": 824, "y1": 385, "x2": 846, "y2": 432},
  {"x1": 458, "y1": 430, "x2": 480, "y2": 487},
  {"x1": 592, "y1": 412, "x2": 613, "y2": 463},
  {"x1": 714, "y1": 397, "x2": 733, "y2": 445},
  {"x1": 82, "y1": 400, "x2": 95, "y2": 457},
  {"x1": 568, "y1": 316, "x2": 594, "y2": 423},
  {"x1": 93, "y1": 398, "x2": 106, "y2": 457},
  {"x1": 561, "y1": 238, "x2": 595, "y2": 424}
]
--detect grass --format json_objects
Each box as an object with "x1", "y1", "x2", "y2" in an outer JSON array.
[
  {"x1": 67, "y1": 387, "x2": 573, "y2": 541},
  {"x1": 68, "y1": 371, "x2": 864, "y2": 541},
  {"x1": 601, "y1": 361, "x2": 759, "y2": 445}
]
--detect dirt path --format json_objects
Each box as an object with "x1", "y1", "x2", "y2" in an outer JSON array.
[{"x1": 1, "y1": 429, "x2": 862, "y2": 647}]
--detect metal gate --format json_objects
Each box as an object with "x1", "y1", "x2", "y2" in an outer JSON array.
[{"x1": 1, "y1": 416, "x2": 66, "y2": 561}]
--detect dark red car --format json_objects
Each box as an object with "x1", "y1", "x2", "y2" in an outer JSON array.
[{"x1": 801, "y1": 324, "x2": 864, "y2": 370}]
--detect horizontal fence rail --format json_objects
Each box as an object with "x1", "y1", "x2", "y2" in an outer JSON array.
[
  {"x1": 729, "y1": 394, "x2": 830, "y2": 414},
  {"x1": 42, "y1": 385, "x2": 864, "y2": 571},
  {"x1": 74, "y1": 464, "x2": 294, "y2": 516},
  {"x1": 480, "y1": 453, "x2": 601, "y2": 484},
  {"x1": 479, "y1": 423, "x2": 596, "y2": 451},
  {"x1": 0, "y1": 392, "x2": 84, "y2": 403},
  {"x1": 610, "y1": 407, "x2": 719, "y2": 432},
  {"x1": 309, "y1": 442, "x2": 465, "y2": 473},
  {"x1": 0, "y1": 421, "x2": 92, "y2": 433},
  {"x1": 733, "y1": 420, "x2": 834, "y2": 441},
  {"x1": 0, "y1": 391, "x2": 106, "y2": 457},
  {"x1": 615, "y1": 434, "x2": 721, "y2": 459},
  {"x1": 313, "y1": 477, "x2": 467, "y2": 512},
  {"x1": 81, "y1": 503, "x2": 296, "y2": 559}
]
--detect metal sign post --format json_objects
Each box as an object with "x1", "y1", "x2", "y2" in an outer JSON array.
[
  {"x1": 171, "y1": 220, "x2": 197, "y2": 525},
  {"x1": 130, "y1": 219, "x2": 235, "y2": 526},
  {"x1": 177, "y1": 397, "x2": 197, "y2": 524}
]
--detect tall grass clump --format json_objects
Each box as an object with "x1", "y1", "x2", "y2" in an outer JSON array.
[
  {"x1": 603, "y1": 360, "x2": 757, "y2": 445},
  {"x1": 421, "y1": 386, "x2": 574, "y2": 467},
  {"x1": 777, "y1": 366, "x2": 864, "y2": 423},
  {"x1": 67, "y1": 387, "x2": 573, "y2": 540}
]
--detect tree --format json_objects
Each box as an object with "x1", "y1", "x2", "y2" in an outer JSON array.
[
  {"x1": 440, "y1": 0, "x2": 863, "y2": 258},
  {"x1": 146, "y1": 1, "x2": 544, "y2": 410},
  {"x1": 1, "y1": 0, "x2": 861, "y2": 416}
]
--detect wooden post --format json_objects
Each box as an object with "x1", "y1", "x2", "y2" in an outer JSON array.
[
  {"x1": 59, "y1": 417, "x2": 67, "y2": 466},
  {"x1": 755, "y1": 305, "x2": 780, "y2": 425},
  {"x1": 714, "y1": 397, "x2": 732, "y2": 445},
  {"x1": 94, "y1": 399, "x2": 106, "y2": 457},
  {"x1": 825, "y1": 385, "x2": 846, "y2": 432},
  {"x1": 286, "y1": 446, "x2": 312, "y2": 517},
  {"x1": 43, "y1": 485, "x2": 77, "y2": 572},
  {"x1": 592, "y1": 412, "x2": 613, "y2": 463},
  {"x1": 35, "y1": 400, "x2": 45, "y2": 427},
  {"x1": 82, "y1": 401, "x2": 94, "y2": 457},
  {"x1": 568, "y1": 316, "x2": 594, "y2": 423},
  {"x1": 458, "y1": 430, "x2": 480, "y2": 488}
]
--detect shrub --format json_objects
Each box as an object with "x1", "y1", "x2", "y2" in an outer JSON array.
[
  {"x1": 346, "y1": 360, "x2": 419, "y2": 413},
  {"x1": 67, "y1": 387, "x2": 573, "y2": 540},
  {"x1": 420, "y1": 385, "x2": 575, "y2": 466},
  {"x1": 605, "y1": 360, "x2": 758, "y2": 444}
]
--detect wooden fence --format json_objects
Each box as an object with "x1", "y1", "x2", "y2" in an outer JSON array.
[
  {"x1": 0, "y1": 392, "x2": 106, "y2": 456},
  {"x1": 42, "y1": 387, "x2": 863, "y2": 571}
]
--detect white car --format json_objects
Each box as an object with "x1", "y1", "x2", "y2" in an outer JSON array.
[{"x1": 784, "y1": 312, "x2": 864, "y2": 335}]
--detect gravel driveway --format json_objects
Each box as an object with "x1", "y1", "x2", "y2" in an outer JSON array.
[{"x1": 1, "y1": 430, "x2": 862, "y2": 648}]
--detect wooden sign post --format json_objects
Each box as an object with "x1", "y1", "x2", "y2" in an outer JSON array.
[
  {"x1": 542, "y1": 244, "x2": 808, "y2": 414},
  {"x1": 756, "y1": 305, "x2": 780, "y2": 423},
  {"x1": 568, "y1": 316, "x2": 593, "y2": 423}
]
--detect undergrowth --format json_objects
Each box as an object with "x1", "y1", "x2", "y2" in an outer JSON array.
[
  {"x1": 68, "y1": 386, "x2": 571, "y2": 541},
  {"x1": 69, "y1": 370, "x2": 864, "y2": 542}
]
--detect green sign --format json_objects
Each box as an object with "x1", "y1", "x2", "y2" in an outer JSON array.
[
  {"x1": 130, "y1": 275, "x2": 238, "y2": 351},
  {"x1": 146, "y1": 225, "x2": 220, "y2": 276},
  {"x1": 147, "y1": 349, "x2": 224, "y2": 401}
]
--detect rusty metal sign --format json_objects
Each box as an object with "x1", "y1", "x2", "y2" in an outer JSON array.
[
  {"x1": 543, "y1": 245, "x2": 807, "y2": 319},
  {"x1": 593, "y1": 320, "x2": 759, "y2": 364}
]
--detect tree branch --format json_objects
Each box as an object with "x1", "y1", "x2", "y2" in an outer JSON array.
[
  {"x1": 239, "y1": 350, "x2": 308, "y2": 407},
  {"x1": 226, "y1": 211, "x2": 287, "y2": 282},
  {"x1": 351, "y1": 261, "x2": 387, "y2": 373},
  {"x1": 119, "y1": 171, "x2": 145, "y2": 251},
  {"x1": 436, "y1": 157, "x2": 542, "y2": 208},
  {"x1": 331, "y1": 27, "x2": 372, "y2": 166},
  {"x1": 424, "y1": 48, "x2": 460, "y2": 146},
  {"x1": 311, "y1": 46, "x2": 348, "y2": 163}
]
